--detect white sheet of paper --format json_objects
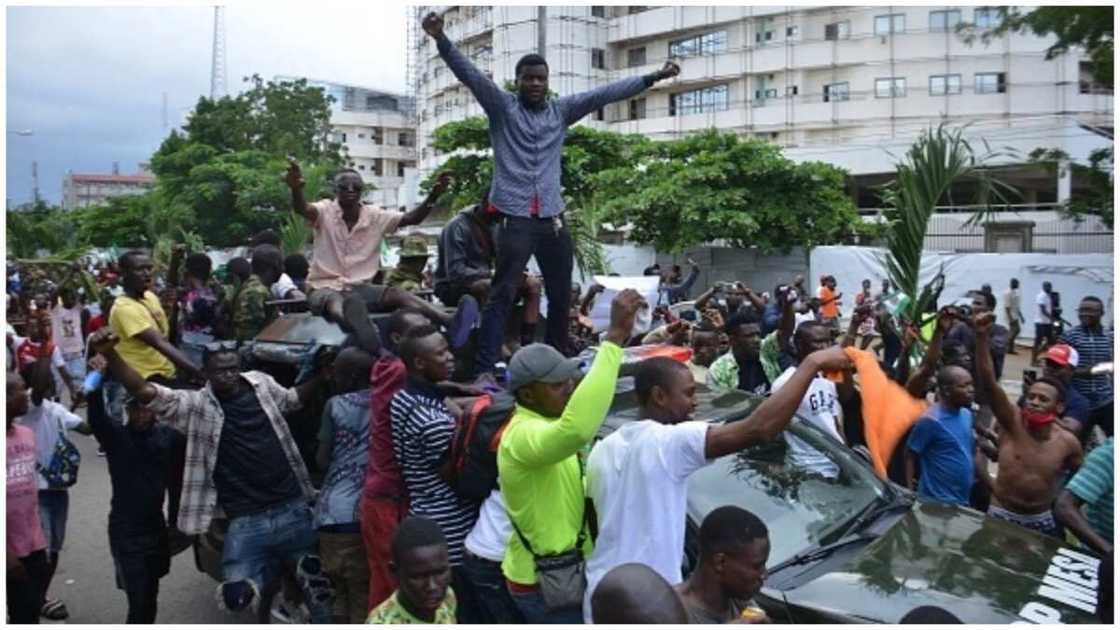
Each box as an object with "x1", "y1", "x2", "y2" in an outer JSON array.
[{"x1": 589, "y1": 275, "x2": 660, "y2": 334}]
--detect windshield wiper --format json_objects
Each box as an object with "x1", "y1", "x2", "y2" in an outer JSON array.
[
  {"x1": 768, "y1": 533, "x2": 879, "y2": 574},
  {"x1": 842, "y1": 492, "x2": 914, "y2": 537}
]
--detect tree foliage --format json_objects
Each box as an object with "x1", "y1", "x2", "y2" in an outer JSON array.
[
  {"x1": 1028, "y1": 146, "x2": 1114, "y2": 229},
  {"x1": 6, "y1": 202, "x2": 83, "y2": 259},
  {"x1": 958, "y1": 6, "x2": 1113, "y2": 85},
  {"x1": 592, "y1": 129, "x2": 870, "y2": 254},
  {"x1": 879, "y1": 125, "x2": 1017, "y2": 334}
]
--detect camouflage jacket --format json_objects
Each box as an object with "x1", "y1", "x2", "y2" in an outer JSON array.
[
  {"x1": 231, "y1": 275, "x2": 276, "y2": 342},
  {"x1": 384, "y1": 267, "x2": 425, "y2": 293}
]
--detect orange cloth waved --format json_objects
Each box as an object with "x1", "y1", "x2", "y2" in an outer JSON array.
[{"x1": 844, "y1": 347, "x2": 929, "y2": 478}]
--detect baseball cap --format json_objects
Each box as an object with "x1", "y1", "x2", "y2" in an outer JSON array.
[
  {"x1": 508, "y1": 343, "x2": 583, "y2": 392},
  {"x1": 1043, "y1": 344, "x2": 1080, "y2": 368}
]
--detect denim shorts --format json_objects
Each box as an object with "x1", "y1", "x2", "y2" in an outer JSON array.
[
  {"x1": 221, "y1": 498, "x2": 318, "y2": 591},
  {"x1": 38, "y1": 490, "x2": 69, "y2": 554}
]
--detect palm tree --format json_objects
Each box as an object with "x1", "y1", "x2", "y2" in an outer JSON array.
[{"x1": 878, "y1": 124, "x2": 1017, "y2": 347}]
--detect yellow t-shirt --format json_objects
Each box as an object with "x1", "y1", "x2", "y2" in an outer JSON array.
[{"x1": 109, "y1": 291, "x2": 175, "y2": 380}]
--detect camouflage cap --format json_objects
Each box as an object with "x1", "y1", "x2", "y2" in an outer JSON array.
[{"x1": 398, "y1": 235, "x2": 430, "y2": 259}]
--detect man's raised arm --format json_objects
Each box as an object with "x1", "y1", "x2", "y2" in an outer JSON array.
[
  {"x1": 559, "y1": 60, "x2": 680, "y2": 126},
  {"x1": 975, "y1": 312, "x2": 1019, "y2": 433},
  {"x1": 399, "y1": 173, "x2": 453, "y2": 227},
  {"x1": 285, "y1": 159, "x2": 318, "y2": 224},
  {"x1": 425, "y1": 12, "x2": 508, "y2": 115}
]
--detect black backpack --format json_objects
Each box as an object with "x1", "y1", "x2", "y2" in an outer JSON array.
[{"x1": 441, "y1": 391, "x2": 516, "y2": 501}]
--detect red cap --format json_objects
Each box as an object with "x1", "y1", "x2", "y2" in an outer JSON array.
[{"x1": 1043, "y1": 344, "x2": 1080, "y2": 368}]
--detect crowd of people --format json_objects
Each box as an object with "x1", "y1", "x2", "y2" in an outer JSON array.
[{"x1": 5, "y1": 10, "x2": 1114, "y2": 626}]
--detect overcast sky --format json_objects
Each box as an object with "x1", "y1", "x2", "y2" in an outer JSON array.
[{"x1": 6, "y1": 1, "x2": 410, "y2": 206}]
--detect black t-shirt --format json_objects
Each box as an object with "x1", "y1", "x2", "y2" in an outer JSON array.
[
  {"x1": 213, "y1": 385, "x2": 301, "y2": 519},
  {"x1": 737, "y1": 356, "x2": 771, "y2": 395},
  {"x1": 88, "y1": 383, "x2": 177, "y2": 549}
]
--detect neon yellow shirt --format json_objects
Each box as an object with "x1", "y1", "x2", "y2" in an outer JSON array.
[{"x1": 498, "y1": 342, "x2": 623, "y2": 585}]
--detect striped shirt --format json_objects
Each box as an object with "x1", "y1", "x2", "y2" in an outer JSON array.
[
  {"x1": 390, "y1": 378, "x2": 478, "y2": 566},
  {"x1": 1065, "y1": 438, "x2": 1113, "y2": 542},
  {"x1": 1060, "y1": 325, "x2": 1113, "y2": 408}
]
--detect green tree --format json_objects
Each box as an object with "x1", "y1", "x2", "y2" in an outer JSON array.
[
  {"x1": 1027, "y1": 146, "x2": 1114, "y2": 229},
  {"x1": 592, "y1": 129, "x2": 871, "y2": 254},
  {"x1": 879, "y1": 125, "x2": 1016, "y2": 338},
  {"x1": 958, "y1": 6, "x2": 1113, "y2": 84},
  {"x1": 6, "y1": 202, "x2": 84, "y2": 259},
  {"x1": 149, "y1": 75, "x2": 344, "y2": 246}
]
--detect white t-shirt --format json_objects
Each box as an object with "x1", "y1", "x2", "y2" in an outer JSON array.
[
  {"x1": 271, "y1": 273, "x2": 299, "y2": 300},
  {"x1": 583, "y1": 420, "x2": 710, "y2": 622},
  {"x1": 771, "y1": 366, "x2": 843, "y2": 478},
  {"x1": 1035, "y1": 290, "x2": 1052, "y2": 325},
  {"x1": 463, "y1": 489, "x2": 512, "y2": 563},
  {"x1": 17, "y1": 399, "x2": 83, "y2": 490},
  {"x1": 50, "y1": 305, "x2": 85, "y2": 357}
]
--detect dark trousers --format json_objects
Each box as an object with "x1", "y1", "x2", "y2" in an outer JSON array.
[
  {"x1": 147, "y1": 375, "x2": 189, "y2": 528},
  {"x1": 475, "y1": 215, "x2": 573, "y2": 373},
  {"x1": 8, "y1": 549, "x2": 49, "y2": 623},
  {"x1": 114, "y1": 550, "x2": 166, "y2": 623},
  {"x1": 460, "y1": 552, "x2": 525, "y2": 624},
  {"x1": 451, "y1": 565, "x2": 485, "y2": 624}
]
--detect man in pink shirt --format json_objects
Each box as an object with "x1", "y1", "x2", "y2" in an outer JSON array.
[
  {"x1": 7, "y1": 372, "x2": 50, "y2": 623},
  {"x1": 285, "y1": 161, "x2": 478, "y2": 354}
]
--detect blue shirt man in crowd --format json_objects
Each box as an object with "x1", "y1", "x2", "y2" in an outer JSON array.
[
  {"x1": 905, "y1": 365, "x2": 977, "y2": 506},
  {"x1": 423, "y1": 9, "x2": 681, "y2": 375}
]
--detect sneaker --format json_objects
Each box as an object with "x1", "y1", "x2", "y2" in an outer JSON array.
[
  {"x1": 41, "y1": 598, "x2": 69, "y2": 620},
  {"x1": 448, "y1": 295, "x2": 480, "y2": 350}
]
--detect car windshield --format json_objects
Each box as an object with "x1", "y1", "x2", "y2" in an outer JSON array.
[{"x1": 687, "y1": 419, "x2": 889, "y2": 567}]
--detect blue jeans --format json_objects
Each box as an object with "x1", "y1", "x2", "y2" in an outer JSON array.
[
  {"x1": 103, "y1": 378, "x2": 126, "y2": 426},
  {"x1": 460, "y1": 552, "x2": 523, "y2": 623},
  {"x1": 509, "y1": 587, "x2": 584, "y2": 624},
  {"x1": 476, "y1": 215, "x2": 573, "y2": 374},
  {"x1": 39, "y1": 490, "x2": 69, "y2": 555},
  {"x1": 221, "y1": 498, "x2": 331, "y2": 623}
]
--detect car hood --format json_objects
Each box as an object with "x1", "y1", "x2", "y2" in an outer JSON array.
[{"x1": 774, "y1": 502, "x2": 1103, "y2": 624}]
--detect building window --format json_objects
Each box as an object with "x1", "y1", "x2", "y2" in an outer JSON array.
[
  {"x1": 874, "y1": 13, "x2": 905, "y2": 36},
  {"x1": 825, "y1": 21, "x2": 850, "y2": 40},
  {"x1": 929, "y1": 74, "x2": 961, "y2": 96},
  {"x1": 786, "y1": 85, "x2": 799, "y2": 96},
  {"x1": 596, "y1": 107, "x2": 605, "y2": 121},
  {"x1": 669, "y1": 30, "x2": 727, "y2": 58},
  {"x1": 372, "y1": 128, "x2": 384, "y2": 144},
  {"x1": 627, "y1": 47, "x2": 647, "y2": 67},
  {"x1": 786, "y1": 26, "x2": 799, "y2": 38},
  {"x1": 628, "y1": 6, "x2": 647, "y2": 15},
  {"x1": 670, "y1": 84, "x2": 729, "y2": 116},
  {"x1": 358, "y1": 165, "x2": 366, "y2": 170},
  {"x1": 629, "y1": 98, "x2": 646, "y2": 120},
  {"x1": 754, "y1": 87, "x2": 778, "y2": 100},
  {"x1": 591, "y1": 5, "x2": 605, "y2": 18},
  {"x1": 357, "y1": 133, "x2": 365, "y2": 139},
  {"x1": 398, "y1": 132, "x2": 413, "y2": 147},
  {"x1": 823, "y1": 82, "x2": 850, "y2": 102},
  {"x1": 929, "y1": 10, "x2": 961, "y2": 32},
  {"x1": 372, "y1": 159, "x2": 383, "y2": 177},
  {"x1": 875, "y1": 77, "x2": 906, "y2": 98},
  {"x1": 592, "y1": 48, "x2": 606, "y2": 70},
  {"x1": 340, "y1": 133, "x2": 347, "y2": 142},
  {"x1": 974, "y1": 7, "x2": 1002, "y2": 29},
  {"x1": 975, "y1": 72, "x2": 1006, "y2": 94},
  {"x1": 397, "y1": 162, "x2": 406, "y2": 177}
]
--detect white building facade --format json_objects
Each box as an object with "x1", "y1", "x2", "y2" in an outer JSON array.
[
  {"x1": 283, "y1": 77, "x2": 419, "y2": 209},
  {"x1": 61, "y1": 169, "x2": 155, "y2": 210},
  {"x1": 409, "y1": 5, "x2": 1113, "y2": 251}
]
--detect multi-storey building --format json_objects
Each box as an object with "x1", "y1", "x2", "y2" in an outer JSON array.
[
  {"x1": 409, "y1": 6, "x2": 1113, "y2": 251},
  {"x1": 282, "y1": 77, "x2": 419, "y2": 208},
  {"x1": 61, "y1": 164, "x2": 155, "y2": 210}
]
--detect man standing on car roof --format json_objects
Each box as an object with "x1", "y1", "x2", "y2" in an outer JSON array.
[
  {"x1": 975, "y1": 312, "x2": 1083, "y2": 538},
  {"x1": 422, "y1": 10, "x2": 680, "y2": 375}
]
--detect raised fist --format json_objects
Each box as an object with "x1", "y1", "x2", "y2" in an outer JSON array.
[{"x1": 422, "y1": 12, "x2": 444, "y2": 38}]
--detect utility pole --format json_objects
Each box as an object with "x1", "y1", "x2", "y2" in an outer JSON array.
[
  {"x1": 210, "y1": 6, "x2": 228, "y2": 99},
  {"x1": 31, "y1": 161, "x2": 40, "y2": 205},
  {"x1": 161, "y1": 91, "x2": 169, "y2": 132}
]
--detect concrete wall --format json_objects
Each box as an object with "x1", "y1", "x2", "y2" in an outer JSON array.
[{"x1": 656, "y1": 246, "x2": 810, "y2": 300}]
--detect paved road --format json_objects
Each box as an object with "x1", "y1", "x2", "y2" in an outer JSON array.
[{"x1": 43, "y1": 418, "x2": 256, "y2": 625}]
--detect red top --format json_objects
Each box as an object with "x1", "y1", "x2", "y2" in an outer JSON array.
[{"x1": 361, "y1": 354, "x2": 409, "y2": 500}]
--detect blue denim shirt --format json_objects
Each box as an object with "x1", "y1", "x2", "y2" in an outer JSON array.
[{"x1": 437, "y1": 34, "x2": 655, "y2": 218}]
